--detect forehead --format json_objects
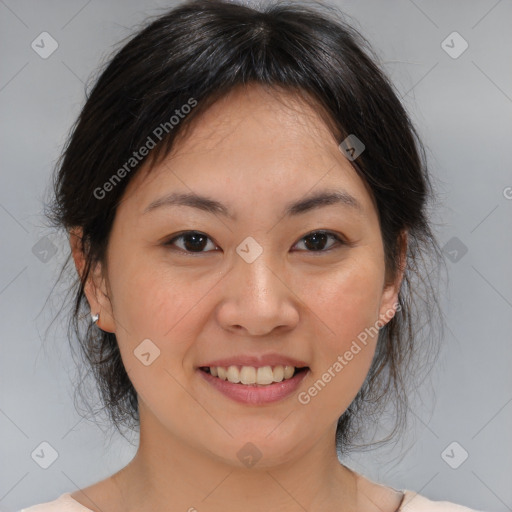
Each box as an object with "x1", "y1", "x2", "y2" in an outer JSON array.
[
  {"x1": 170, "y1": 84, "x2": 340, "y2": 157},
  {"x1": 119, "y1": 83, "x2": 376, "y2": 218}
]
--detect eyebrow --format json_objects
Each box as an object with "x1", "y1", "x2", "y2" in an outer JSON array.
[{"x1": 143, "y1": 188, "x2": 363, "y2": 220}]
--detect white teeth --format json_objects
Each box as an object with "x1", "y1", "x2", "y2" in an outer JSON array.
[
  {"x1": 226, "y1": 365, "x2": 240, "y2": 383},
  {"x1": 256, "y1": 366, "x2": 274, "y2": 385},
  {"x1": 206, "y1": 364, "x2": 301, "y2": 385},
  {"x1": 240, "y1": 366, "x2": 256, "y2": 385},
  {"x1": 283, "y1": 365, "x2": 295, "y2": 379},
  {"x1": 273, "y1": 365, "x2": 284, "y2": 382}
]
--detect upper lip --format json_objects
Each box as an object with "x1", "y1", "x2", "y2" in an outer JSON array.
[{"x1": 198, "y1": 353, "x2": 309, "y2": 369}]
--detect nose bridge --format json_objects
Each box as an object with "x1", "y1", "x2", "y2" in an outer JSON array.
[
  {"x1": 214, "y1": 235, "x2": 300, "y2": 336},
  {"x1": 234, "y1": 236, "x2": 282, "y2": 299}
]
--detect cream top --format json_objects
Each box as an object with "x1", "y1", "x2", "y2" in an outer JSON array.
[{"x1": 20, "y1": 490, "x2": 483, "y2": 511}]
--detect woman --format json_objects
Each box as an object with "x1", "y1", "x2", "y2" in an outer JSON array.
[{"x1": 23, "y1": 0, "x2": 483, "y2": 510}]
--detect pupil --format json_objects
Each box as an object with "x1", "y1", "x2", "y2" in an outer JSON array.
[
  {"x1": 185, "y1": 233, "x2": 207, "y2": 251},
  {"x1": 305, "y1": 232, "x2": 327, "y2": 251}
]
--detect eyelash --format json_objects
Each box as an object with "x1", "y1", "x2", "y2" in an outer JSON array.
[{"x1": 163, "y1": 230, "x2": 347, "y2": 256}]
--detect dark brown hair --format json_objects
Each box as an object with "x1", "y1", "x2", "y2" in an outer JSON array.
[{"x1": 45, "y1": 0, "x2": 445, "y2": 452}]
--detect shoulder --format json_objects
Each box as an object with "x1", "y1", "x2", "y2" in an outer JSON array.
[
  {"x1": 20, "y1": 493, "x2": 92, "y2": 512},
  {"x1": 348, "y1": 467, "x2": 484, "y2": 512},
  {"x1": 400, "y1": 490, "x2": 484, "y2": 511}
]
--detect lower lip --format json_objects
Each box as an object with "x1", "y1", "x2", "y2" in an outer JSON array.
[{"x1": 197, "y1": 368, "x2": 309, "y2": 405}]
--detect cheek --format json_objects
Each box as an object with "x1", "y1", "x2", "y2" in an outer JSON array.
[
  {"x1": 109, "y1": 249, "x2": 200, "y2": 340},
  {"x1": 107, "y1": 262, "x2": 202, "y2": 424},
  {"x1": 295, "y1": 259, "x2": 384, "y2": 415},
  {"x1": 301, "y1": 256, "x2": 384, "y2": 350}
]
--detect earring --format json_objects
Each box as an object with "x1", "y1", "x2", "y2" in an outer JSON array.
[{"x1": 91, "y1": 312, "x2": 100, "y2": 324}]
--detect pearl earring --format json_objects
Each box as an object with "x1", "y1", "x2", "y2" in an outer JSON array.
[{"x1": 91, "y1": 312, "x2": 100, "y2": 323}]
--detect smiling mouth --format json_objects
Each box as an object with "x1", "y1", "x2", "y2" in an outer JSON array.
[{"x1": 199, "y1": 365, "x2": 309, "y2": 386}]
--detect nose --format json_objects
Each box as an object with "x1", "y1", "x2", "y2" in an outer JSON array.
[{"x1": 215, "y1": 249, "x2": 300, "y2": 337}]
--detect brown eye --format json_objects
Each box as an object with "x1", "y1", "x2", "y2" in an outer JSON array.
[
  {"x1": 165, "y1": 231, "x2": 218, "y2": 254},
  {"x1": 164, "y1": 229, "x2": 345, "y2": 256},
  {"x1": 293, "y1": 231, "x2": 345, "y2": 252}
]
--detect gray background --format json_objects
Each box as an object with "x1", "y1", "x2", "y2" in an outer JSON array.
[{"x1": 1, "y1": 1, "x2": 511, "y2": 511}]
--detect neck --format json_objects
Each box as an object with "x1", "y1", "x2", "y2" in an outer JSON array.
[{"x1": 113, "y1": 414, "x2": 357, "y2": 512}]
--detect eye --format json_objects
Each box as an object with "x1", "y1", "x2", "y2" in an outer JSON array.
[
  {"x1": 164, "y1": 231, "x2": 218, "y2": 254},
  {"x1": 164, "y1": 230, "x2": 345, "y2": 255},
  {"x1": 292, "y1": 230, "x2": 345, "y2": 253}
]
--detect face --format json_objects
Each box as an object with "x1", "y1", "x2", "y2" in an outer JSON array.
[{"x1": 74, "y1": 83, "x2": 403, "y2": 468}]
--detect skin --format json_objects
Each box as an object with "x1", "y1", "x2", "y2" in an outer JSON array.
[{"x1": 70, "y1": 83, "x2": 406, "y2": 512}]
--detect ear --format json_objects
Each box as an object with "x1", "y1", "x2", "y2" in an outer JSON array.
[
  {"x1": 377, "y1": 230, "x2": 408, "y2": 327},
  {"x1": 69, "y1": 227, "x2": 116, "y2": 333}
]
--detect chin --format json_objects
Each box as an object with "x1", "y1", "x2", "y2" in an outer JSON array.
[{"x1": 203, "y1": 428, "x2": 313, "y2": 470}]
